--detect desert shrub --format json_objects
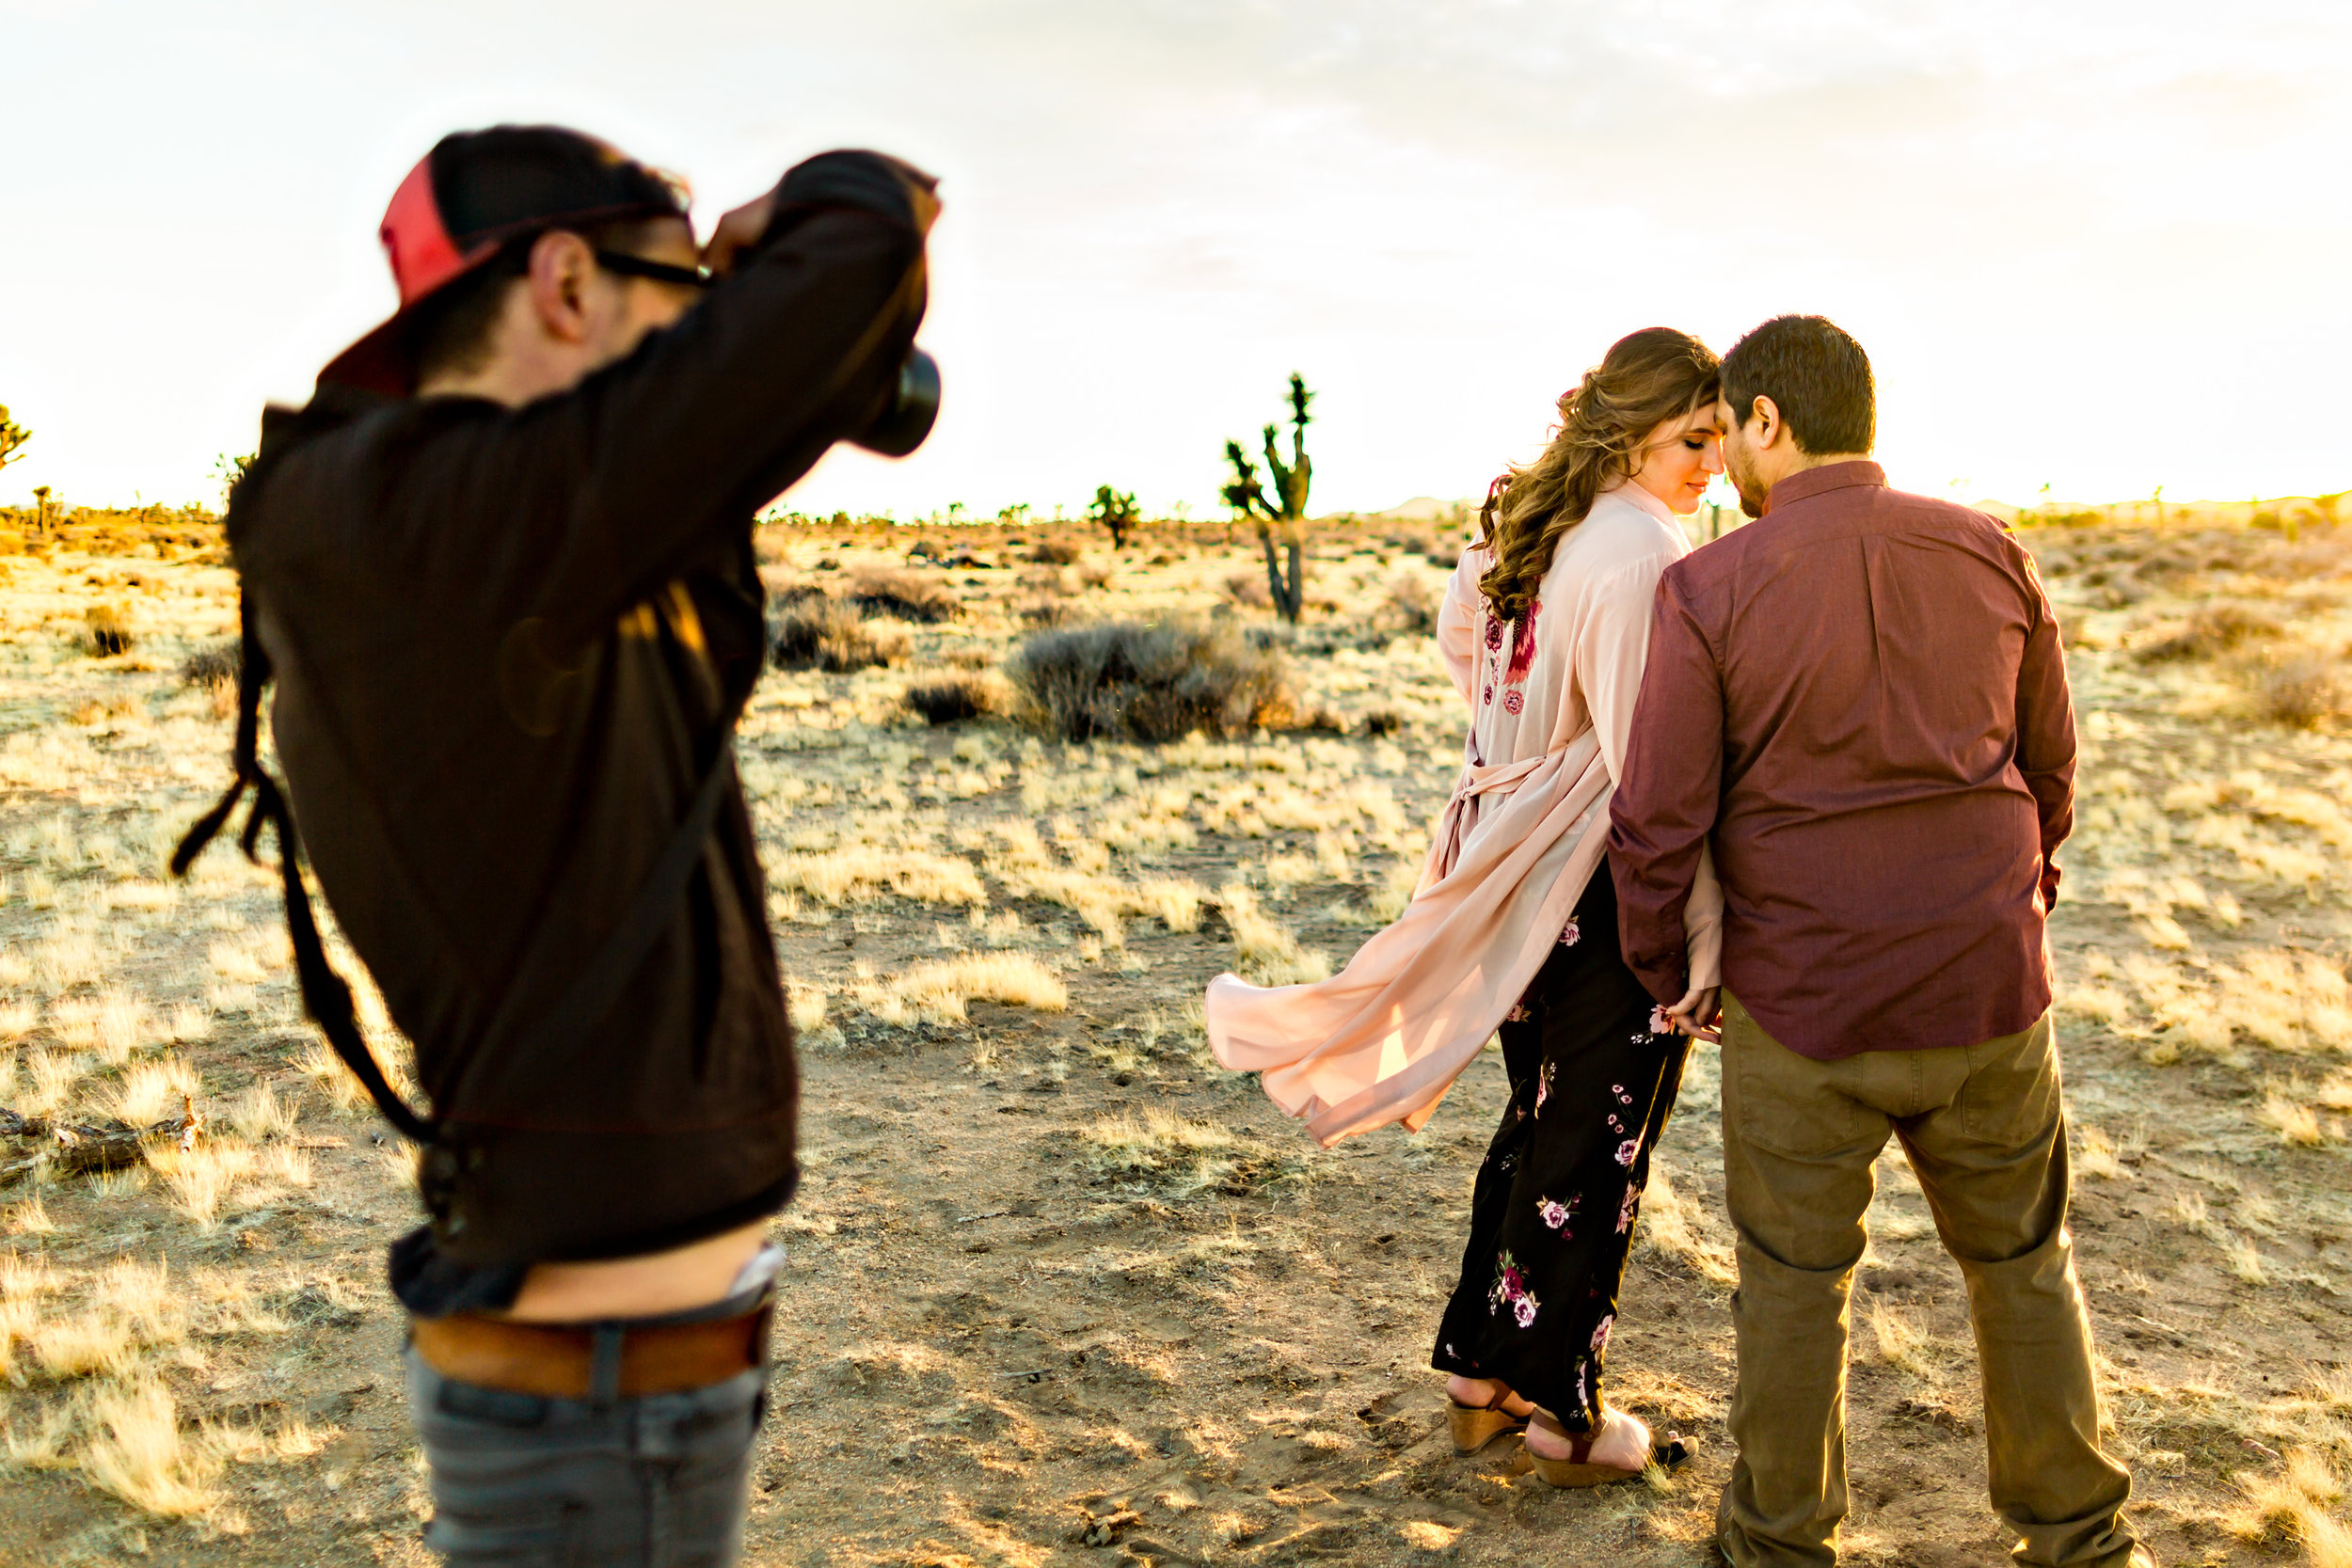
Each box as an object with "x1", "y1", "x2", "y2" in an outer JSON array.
[
  {"x1": 1360, "y1": 708, "x2": 1405, "y2": 737},
  {"x1": 2137, "y1": 604, "x2": 2284, "y2": 663},
  {"x1": 1383, "y1": 572, "x2": 1438, "y2": 636},
  {"x1": 770, "y1": 594, "x2": 907, "y2": 673},
  {"x1": 2251, "y1": 651, "x2": 2351, "y2": 729},
  {"x1": 1075, "y1": 561, "x2": 1113, "y2": 591},
  {"x1": 1009, "y1": 619, "x2": 1300, "y2": 742},
  {"x1": 904, "y1": 674, "x2": 1007, "y2": 725},
  {"x1": 1222, "y1": 571, "x2": 1272, "y2": 610},
  {"x1": 1018, "y1": 596, "x2": 1079, "y2": 629},
  {"x1": 848, "y1": 568, "x2": 956, "y2": 624},
  {"x1": 82, "y1": 605, "x2": 133, "y2": 657},
  {"x1": 179, "y1": 641, "x2": 240, "y2": 689},
  {"x1": 1028, "y1": 539, "x2": 1082, "y2": 566}
]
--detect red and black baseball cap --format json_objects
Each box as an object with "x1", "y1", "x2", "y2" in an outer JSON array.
[{"x1": 319, "y1": 125, "x2": 691, "y2": 395}]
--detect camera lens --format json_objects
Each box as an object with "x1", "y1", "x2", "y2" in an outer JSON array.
[{"x1": 852, "y1": 348, "x2": 940, "y2": 457}]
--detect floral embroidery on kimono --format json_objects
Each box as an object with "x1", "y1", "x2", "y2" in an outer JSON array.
[
  {"x1": 1497, "y1": 599, "x2": 1541, "y2": 717},
  {"x1": 1504, "y1": 600, "x2": 1541, "y2": 684},
  {"x1": 1534, "y1": 1060, "x2": 1555, "y2": 1114},
  {"x1": 1613, "y1": 1138, "x2": 1641, "y2": 1168},
  {"x1": 1590, "y1": 1313, "x2": 1615, "y2": 1356},
  {"x1": 1560, "y1": 914, "x2": 1581, "y2": 946},
  {"x1": 1536, "y1": 1194, "x2": 1579, "y2": 1234},
  {"x1": 1489, "y1": 1250, "x2": 1540, "y2": 1327},
  {"x1": 1616, "y1": 1181, "x2": 1642, "y2": 1234}
]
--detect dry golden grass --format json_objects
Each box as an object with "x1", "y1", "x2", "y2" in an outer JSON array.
[
  {"x1": 1214, "y1": 882, "x2": 1330, "y2": 986},
  {"x1": 228, "y1": 1077, "x2": 296, "y2": 1141},
  {"x1": 2261, "y1": 1079, "x2": 2333, "y2": 1148},
  {"x1": 107, "y1": 1055, "x2": 198, "y2": 1126},
  {"x1": 146, "y1": 1137, "x2": 262, "y2": 1229},
  {"x1": 2231, "y1": 1447, "x2": 2352, "y2": 1561},
  {"x1": 2074, "y1": 1122, "x2": 2138, "y2": 1180},
  {"x1": 81, "y1": 1380, "x2": 224, "y2": 1517},
  {"x1": 1867, "y1": 1303, "x2": 1950, "y2": 1384},
  {"x1": 296, "y1": 1043, "x2": 369, "y2": 1114},
  {"x1": 6, "y1": 1196, "x2": 58, "y2": 1236},
  {"x1": 1083, "y1": 1108, "x2": 1248, "y2": 1196},
  {"x1": 1632, "y1": 1164, "x2": 1738, "y2": 1287},
  {"x1": 850, "y1": 951, "x2": 1069, "y2": 1027},
  {"x1": 771, "y1": 845, "x2": 987, "y2": 908}
]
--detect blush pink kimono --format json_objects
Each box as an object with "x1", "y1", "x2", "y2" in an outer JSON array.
[{"x1": 1205, "y1": 483, "x2": 1724, "y2": 1146}]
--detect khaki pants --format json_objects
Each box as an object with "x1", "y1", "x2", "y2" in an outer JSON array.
[{"x1": 1715, "y1": 996, "x2": 2144, "y2": 1567}]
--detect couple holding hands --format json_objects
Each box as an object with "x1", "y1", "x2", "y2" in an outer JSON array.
[{"x1": 1207, "y1": 316, "x2": 2151, "y2": 1567}]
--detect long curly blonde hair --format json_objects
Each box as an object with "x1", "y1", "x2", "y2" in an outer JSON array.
[{"x1": 1476, "y1": 327, "x2": 1721, "y2": 621}]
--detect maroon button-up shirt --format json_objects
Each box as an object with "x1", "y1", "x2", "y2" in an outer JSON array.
[{"x1": 1607, "y1": 461, "x2": 2075, "y2": 1060}]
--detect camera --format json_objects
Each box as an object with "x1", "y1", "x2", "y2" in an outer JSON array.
[{"x1": 852, "y1": 347, "x2": 940, "y2": 456}]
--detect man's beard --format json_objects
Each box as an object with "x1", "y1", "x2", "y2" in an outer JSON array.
[{"x1": 1724, "y1": 447, "x2": 1769, "y2": 518}]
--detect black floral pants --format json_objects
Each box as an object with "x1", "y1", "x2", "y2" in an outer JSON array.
[{"x1": 1429, "y1": 863, "x2": 1691, "y2": 1432}]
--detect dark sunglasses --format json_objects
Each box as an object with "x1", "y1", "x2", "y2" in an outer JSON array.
[{"x1": 593, "y1": 249, "x2": 712, "y2": 289}]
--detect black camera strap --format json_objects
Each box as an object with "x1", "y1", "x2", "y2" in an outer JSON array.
[
  {"x1": 473, "y1": 737, "x2": 737, "y2": 1078},
  {"x1": 174, "y1": 594, "x2": 739, "y2": 1148},
  {"x1": 172, "y1": 597, "x2": 440, "y2": 1143}
]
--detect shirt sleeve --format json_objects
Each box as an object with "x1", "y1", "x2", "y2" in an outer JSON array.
[
  {"x1": 1578, "y1": 550, "x2": 1671, "y2": 789},
  {"x1": 1435, "y1": 550, "x2": 1484, "y2": 705},
  {"x1": 443, "y1": 150, "x2": 937, "y2": 651},
  {"x1": 2014, "y1": 553, "x2": 2078, "y2": 909},
  {"x1": 1606, "y1": 563, "x2": 1725, "y2": 1006}
]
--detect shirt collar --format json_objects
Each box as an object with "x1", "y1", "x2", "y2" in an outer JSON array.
[
  {"x1": 1763, "y1": 460, "x2": 1885, "y2": 516},
  {"x1": 1600, "y1": 478, "x2": 1679, "y2": 526}
]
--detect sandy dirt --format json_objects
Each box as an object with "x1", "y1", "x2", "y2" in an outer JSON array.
[{"x1": 1, "y1": 509, "x2": 2349, "y2": 1566}]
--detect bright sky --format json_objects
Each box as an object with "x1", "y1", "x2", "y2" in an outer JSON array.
[{"x1": 4, "y1": 1, "x2": 2348, "y2": 519}]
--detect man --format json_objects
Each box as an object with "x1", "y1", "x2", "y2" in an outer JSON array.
[
  {"x1": 1606, "y1": 316, "x2": 2146, "y2": 1566},
  {"x1": 178, "y1": 125, "x2": 936, "y2": 1562}
]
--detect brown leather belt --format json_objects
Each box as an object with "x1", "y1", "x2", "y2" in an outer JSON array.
[{"x1": 410, "y1": 1303, "x2": 772, "y2": 1400}]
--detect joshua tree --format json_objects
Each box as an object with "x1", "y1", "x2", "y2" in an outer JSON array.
[
  {"x1": 1089, "y1": 484, "x2": 1140, "y2": 549},
  {"x1": 0, "y1": 405, "x2": 28, "y2": 472},
  {"x1": 1222, "y1": 372, "x2": 1315, "y2": 623},
  {"x1": 30, "y1": 485, "x2": 51, "y2": 534}
]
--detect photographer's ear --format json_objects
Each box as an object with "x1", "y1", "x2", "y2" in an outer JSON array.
[{"x1": 524, "y1": 230, "x2": 602, "y2": 345}]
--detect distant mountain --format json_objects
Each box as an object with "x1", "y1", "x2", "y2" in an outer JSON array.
[{"x1": 1366, "y1": 496, "x2": 1472, "y2": 522}]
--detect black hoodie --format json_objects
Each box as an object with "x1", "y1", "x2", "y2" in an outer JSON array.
[{"x1": 218, "y1": 150, "x2": 930, "y2": 1295}]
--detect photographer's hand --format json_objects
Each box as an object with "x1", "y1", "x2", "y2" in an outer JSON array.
[
  {"x1": 701, "y1": 194, "x2": 777, "y2": 280},
  {"x1": 703, "y1": 156, "x2": 940, "y2": 279}
]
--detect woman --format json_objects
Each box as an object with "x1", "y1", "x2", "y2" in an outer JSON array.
[{"x1": 1204, "y1": 327, "x2": 1726, "y2": 1486}]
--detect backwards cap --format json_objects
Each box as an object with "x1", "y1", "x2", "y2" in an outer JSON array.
[{"x1": 319, "y1": 125, "x2": 690, "y2": 395}]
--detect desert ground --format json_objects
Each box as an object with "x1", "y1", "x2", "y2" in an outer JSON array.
[{"x1": 1, "y1": 497, "x2": 2349, "y2": 1567}]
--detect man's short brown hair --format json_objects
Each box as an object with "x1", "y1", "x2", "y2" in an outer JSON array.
[{"x1": 1721, "y1": 315, "x2": 1875, "y2": 456}]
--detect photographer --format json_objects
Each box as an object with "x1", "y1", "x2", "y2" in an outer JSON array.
[{"x1": 178, "y1": 125, "x2": 936, "y2": 1564}]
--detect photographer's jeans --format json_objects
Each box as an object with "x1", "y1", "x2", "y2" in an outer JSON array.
[{"x1": 405, "y1": 1346, "x2": 765, "y2": 1567}]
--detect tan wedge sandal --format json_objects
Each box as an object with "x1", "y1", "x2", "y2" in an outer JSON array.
[
  {"x1": 1523, "y1": 1407, "x2": 1697, "y2": 1488},
  {"x1": 1446, "y1": 1385, "x2": 1532, "y2": 1454}
]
